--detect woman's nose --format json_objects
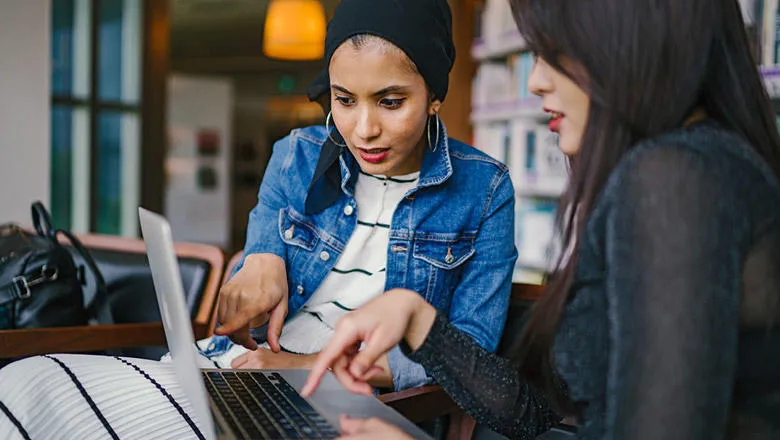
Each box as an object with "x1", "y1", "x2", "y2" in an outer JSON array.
[
  {"x1": 527, "y1": 58, "x2": 553, "y2": 97},
  {"x1": 354, "y1": 108, "x2": 381, "y2": 141}
]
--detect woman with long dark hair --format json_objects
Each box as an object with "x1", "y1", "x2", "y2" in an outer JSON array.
[{"x1": 304, "y1": 0, "x2": 780, "y2": 438}]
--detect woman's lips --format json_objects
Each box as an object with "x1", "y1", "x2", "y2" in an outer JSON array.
[
  {"x1": 358, "y1": 148, "x2": 390, "y2": 164},
  {"x1": 545, "y1": 109, "x2": 565, "y2": 133},
  {"x1": 548, "y1": 115, "x2": 563, "y2": 132}
]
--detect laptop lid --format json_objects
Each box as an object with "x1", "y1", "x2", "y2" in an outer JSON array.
[{"x1": 139, "y1": 207, "x2": 217, "y2": 440}]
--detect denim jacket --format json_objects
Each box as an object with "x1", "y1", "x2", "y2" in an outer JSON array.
[{"x1": 219, "y1": 123, "x2": 516, "y2": 391}]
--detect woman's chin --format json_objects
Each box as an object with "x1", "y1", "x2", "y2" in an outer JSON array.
[
  {"x1": 558, "y1": 135, "x2": 581, "y2": 156},
  {"x1": 357, "y1": 161, "x2": 394, "y2": 176}
]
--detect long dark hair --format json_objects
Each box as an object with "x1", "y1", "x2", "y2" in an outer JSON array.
[{"x1": 510, "y1": 0, "x2": 780, "y2": 409}]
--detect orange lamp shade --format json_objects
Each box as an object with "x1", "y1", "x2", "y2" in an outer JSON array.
[{"x1": 263, "y1": 0, "x2": 327, "y2": 60}]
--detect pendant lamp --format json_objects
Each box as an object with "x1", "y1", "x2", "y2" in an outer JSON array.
[{"x1": 263, "y1": 0, "x2": 326, "y2": 60}]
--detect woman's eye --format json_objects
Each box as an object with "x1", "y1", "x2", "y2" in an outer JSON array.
[
  {"x1": 380, "y1": 98, "x2": 405, "y2": 109},
  {"x1": 335, "y1": 96, "x2": 354, "y2": 106}
]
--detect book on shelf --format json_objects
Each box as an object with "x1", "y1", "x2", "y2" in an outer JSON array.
[
  {"x1": 507, "y1": 121, "x2": 567, "y2": 195},
  {"x1": 472, "y1": 119, "x2": 566, "y2": 274},
  {"x1": 744, "y1": 0, "x2": 780, "y2": 65},
  {"x1": 515, "y1": 198, "x2": 557, "y2": 273},
  {"x1": 478, "y1": 0, "x2": 521, "y2": 52},
  {"x1": 472, "y1": 52, "x2": 537, "y2": 112}
]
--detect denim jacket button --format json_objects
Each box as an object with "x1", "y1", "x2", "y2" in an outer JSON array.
[
  {"x1": 284, "y1": 227, "x2": 294, "y2": 240},
  {"x1": 343, "y1": 205, "x2": 354, "y2": 216},
  {"x1": 297, "y1": 285, "x2": 305, "y2": 295},
  {"x1": 320, "y1": 251, "x2": 331, "y2": 261},
  {"x1": 445, "y1": 247, "x2": 455, "y2": 264}
]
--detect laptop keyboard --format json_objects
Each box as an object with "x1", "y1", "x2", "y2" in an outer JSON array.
[{"x1": 203, "y1": 371, "x2": 339, "y2": 440}]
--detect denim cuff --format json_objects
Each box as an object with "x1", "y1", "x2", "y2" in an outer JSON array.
[{"x1": 387, "y1": 344, "x2": 432, "y2": 391}]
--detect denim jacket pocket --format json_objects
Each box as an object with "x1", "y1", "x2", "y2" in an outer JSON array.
[
  {"x1": 278, "y1": 207, "x2": 319, "y2": 251},
  {"x1": 411, "y1": 232, "x2": 476, "y2": 307},
  {"x1": 412, "y1": 232, "x2": 476, "y2": 269}
]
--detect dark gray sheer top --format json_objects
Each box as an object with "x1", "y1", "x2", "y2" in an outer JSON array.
[{"x1": 404, "y1": 121, "x2": 780, "y2": 439}]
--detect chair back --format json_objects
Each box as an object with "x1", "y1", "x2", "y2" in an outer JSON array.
[
  {"x1": 67, "y1": 234, "x2": 224, "y2": 359},
  {"x1": 497, "y1": 283, "x2": 544, "y2": 357}
]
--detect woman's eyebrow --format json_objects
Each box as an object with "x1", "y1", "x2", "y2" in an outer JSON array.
[
  {"x1": 331, "y1": 84, "x2": 410, "y2": 97},
  {"x1": 372, "y1": 85, "x2": 408, "y2": 96},
  {"x1": 331, "y1": 84, "x2": 354, "y2": 95}
]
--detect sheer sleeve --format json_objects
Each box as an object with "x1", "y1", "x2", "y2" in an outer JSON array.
[
  {"x1": 403, "y1": 314, "x2": 560, "y2": 440},
  {"x1": 601, "y1": 145, "x2": 746, "y2": 439}
]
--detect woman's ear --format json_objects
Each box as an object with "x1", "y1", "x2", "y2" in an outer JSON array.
[{"x1": 428, "y1": 99, "x2": 442, "y2": 115}]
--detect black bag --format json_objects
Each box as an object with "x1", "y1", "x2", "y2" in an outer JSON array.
[{"x1": 0, "y1": 202, "x2": 112, "y2": 330}]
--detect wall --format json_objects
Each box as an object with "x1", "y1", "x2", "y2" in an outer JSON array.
[
  {"x1": 440, "y1": 0, "x2": 476, "y2": 145},
  {"x1": 165, "y1": 74, "x2": 233, "y2": 248},
  {"x1": 0, "y1": 1, "x2": 51, "y2": 224}
]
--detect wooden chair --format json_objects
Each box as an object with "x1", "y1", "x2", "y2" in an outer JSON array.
[
  {"x1": 0, "y1": 233, "x2": 224, "y2": 360},
  {"x1": 379, "y1": 283, "x2": 545, "y2": 440}
]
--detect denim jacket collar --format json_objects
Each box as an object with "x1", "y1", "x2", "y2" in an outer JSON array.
[
  {"x1": 305, "y1": 122, "x2": 452, "y2": 215},
  {"x1": 416, "y1": 121, "x2": 453, "y2": 189}
]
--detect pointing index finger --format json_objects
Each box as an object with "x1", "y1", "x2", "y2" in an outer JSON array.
[{"x1": 302, "y1": 326, "x2": 362, "y2": 396}]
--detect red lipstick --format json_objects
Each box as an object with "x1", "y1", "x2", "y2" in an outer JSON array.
[
  {"x1": 358, "y1": 148, "x2": 390, "y2": 164},
  {"x1": 545, "y1": 108, "x2": 564, "y2": 133}
]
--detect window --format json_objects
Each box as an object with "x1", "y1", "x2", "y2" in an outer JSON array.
[{"x1": 51, "y1": 0, "x2": 142, "y2": 236}]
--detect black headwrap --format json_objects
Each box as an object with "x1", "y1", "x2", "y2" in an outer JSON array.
[
  {"x1": 304, "y1": 0, "x2": 455, "y2": 215},
  {"x1": 306, "y1": 0, "x2": 455, "y2": 103}
]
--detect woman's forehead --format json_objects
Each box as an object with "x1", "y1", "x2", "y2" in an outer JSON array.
[{"x1": 329, "y1": 43, "x2": 424, "y2": 92}]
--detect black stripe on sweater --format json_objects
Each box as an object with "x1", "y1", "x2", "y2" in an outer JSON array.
[
  {"x1": 279, "y1": 344, "x2": 305, "y2": 355},
  {"x1": 0, "y1": 399, "x2": 31, "y2": 440},
  {"x1": 358, "y1": 170, "x2": 418, "y2": 183},
  {"x1": 43, "y1": 355, "x2": 119, "y2": 440},
  {"x1": 332, "y1": 301, "x2": 355, "y2": 312},
  {"x1": 332, "y1": 267, "x2": 373, "y2": 276},
  {"x1": 114, "y1": 357, "x2": 205, "y2": 440},
  {"x1": 357, "y1": 220, "x2": 391, "y2": 229}
]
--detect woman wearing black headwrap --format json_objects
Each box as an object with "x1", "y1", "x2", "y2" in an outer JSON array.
[{"x1": 0, "y1": 2, "x2": 519, "y2": 438}]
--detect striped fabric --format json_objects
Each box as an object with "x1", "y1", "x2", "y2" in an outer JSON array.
[
  {"x1": 0, "y1": 354, "x2": 207, "y2": 440},
  {"x1": 275, "y1": 170, "x2": 419, "y2": 355}
]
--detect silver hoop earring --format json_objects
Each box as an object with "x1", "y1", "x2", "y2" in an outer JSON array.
[
  {"x1": 326, "y1": 111, "x2": 347, "y2": 147},
  {"x1": 427, "y1": 114, "x2": 441, "y2": 152}
]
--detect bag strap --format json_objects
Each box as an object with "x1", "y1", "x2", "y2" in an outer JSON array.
[
  {"x1": 31, "y1": 201, "x2": 55, "y2": 239},
  {"x1": 54, "y1": 229, "x2": 114, "y2": 325}
]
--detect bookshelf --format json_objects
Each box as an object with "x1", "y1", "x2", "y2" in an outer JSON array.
[
  {"x1": 470, "y1": 0, "x2": 780, "y2": 284},
  {"x1": 470, "y1": 0, "x2": 564, "y2": 284},
  {"x1": 471, "y1": 30, "x2": 527, "y2": 62}
]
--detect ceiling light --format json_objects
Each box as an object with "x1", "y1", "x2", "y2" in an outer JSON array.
[{"x1": 263, "y1": 0, "x2": 326, "y2": 61}]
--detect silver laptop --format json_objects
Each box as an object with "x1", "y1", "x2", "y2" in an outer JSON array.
[{"x1": 138, "y1": 208, "x2": 431, "y2": 440}]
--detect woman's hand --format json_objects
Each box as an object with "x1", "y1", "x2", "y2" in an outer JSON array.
[
  {"x1": 302, "y1": 289, "x2": 437, "y2": 397},
  {"x1": 337, "y1": 415, "x2": 412, "y2": 440},
  {"x1": 215, "y1": 253, "x2": 288, "y2": 352},
  {"x1": 231, "y1": 348, "x2": 316, "y2": 370}
]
